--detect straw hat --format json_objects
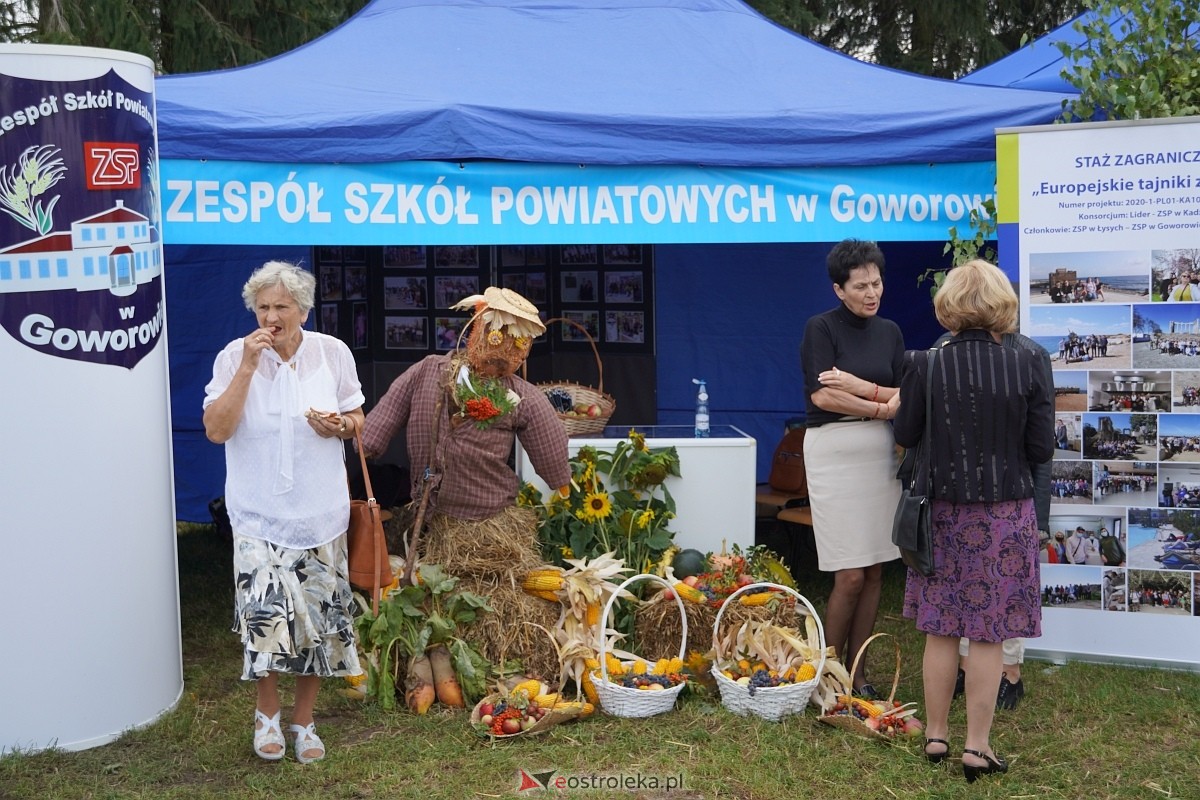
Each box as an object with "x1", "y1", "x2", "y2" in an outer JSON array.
[{"x1": 450, "y1": 286, "x2": 545, "y2": 339}]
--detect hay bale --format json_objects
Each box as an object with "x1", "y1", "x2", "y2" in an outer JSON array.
[
  {"x1": 416, "y1": 505, "x2": 562, "y2": 680},
  {"x1": 633, "y1": 592, "x2": 808, "y2": 661}
]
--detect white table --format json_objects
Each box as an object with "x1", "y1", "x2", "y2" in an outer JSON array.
[{"x1": 516, "y1": 424, "x2": 757, "y2": 555}]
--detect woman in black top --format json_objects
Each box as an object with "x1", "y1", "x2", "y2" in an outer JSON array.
[
  {"x1": 800, "y1": 239, "x2": 904, "y2": 697},
  {"x1": 893, "y1": 259, "x2": 1053, "y2": 782}
]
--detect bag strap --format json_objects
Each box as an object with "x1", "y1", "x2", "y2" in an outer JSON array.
[
  {"x1": 353, "y1": 428, "x2": 384, "y2": 615},
  {"x1": 908, "y1": 348, "x2": 936, "y2": 493}
]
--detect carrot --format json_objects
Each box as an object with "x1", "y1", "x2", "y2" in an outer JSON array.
[
  {"x1": 428, "y1": 644, "x2": 464, "y2": 707},
  {"x1": 404, "y1": 653, "x2": 436, "y2": 714}
]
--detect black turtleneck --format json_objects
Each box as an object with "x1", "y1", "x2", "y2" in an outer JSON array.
[{"x1": 799, "y1": 303, "x2": 905, "y2": 427}]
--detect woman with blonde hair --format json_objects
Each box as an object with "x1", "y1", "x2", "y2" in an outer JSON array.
[{"x1": 893, "y1": 259, "x2": 1053, "y2": 782}]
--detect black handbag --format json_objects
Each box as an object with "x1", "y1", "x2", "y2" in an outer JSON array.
[{"x1": 892, "y1": 349, "x2": 936, "y2": 577}]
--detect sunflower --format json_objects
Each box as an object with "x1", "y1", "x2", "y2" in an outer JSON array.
[
  {"x1": 581, "y1": 491, "x2": 613, "y2": 521},
  {"x1": 628, "y1": 429, "x2": 647, "y2": 451},
  {"x1": 636, "y1": 509, "x2": 656, "y2": 529}
]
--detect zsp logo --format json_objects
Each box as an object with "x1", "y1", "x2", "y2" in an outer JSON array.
[{"x1": 84, "y1": 141, "x2": 141, "y2": 189}]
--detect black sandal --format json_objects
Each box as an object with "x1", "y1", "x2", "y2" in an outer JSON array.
[{"x1": 924, "y1": 738, "x2": 949, "y2": 764}]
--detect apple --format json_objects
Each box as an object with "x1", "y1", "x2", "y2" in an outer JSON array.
[
  {"x1": 586, "y1": 403, "x2": 603, "y2": 418},
  {"x1": 522, "y1": 717, "x2": 537, "y2": 731},
  {"x1": 501, "y1": 717, "x2": 522, "y2": 735},
  {"x1": 662, "y1": 588, "x2": 676, "y2": 601},
  {"x1": 682, "y1": 575, "x2": 700, "y2": 587},
  {"x1": 480, "y1": 714, "x2": 493, "y2": 726},
  {"x1": 736, "y1": 574, "x2": 756, "y2": 587},
  {"x1": 478, "y1": 702, "x2": 495, "y2": 717}
]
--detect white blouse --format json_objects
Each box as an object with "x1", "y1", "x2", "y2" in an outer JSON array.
[{"x1": 204, "y1": 331, "x2": 365, "y2": 549}]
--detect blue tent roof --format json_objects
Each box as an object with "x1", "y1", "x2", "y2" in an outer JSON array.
[
  {"x1": 961, "y1": 6, "x2": 1200, "y2": 92},
  {"x1": 156, "y1": 0, "x2": 1072, "y2": 168}
]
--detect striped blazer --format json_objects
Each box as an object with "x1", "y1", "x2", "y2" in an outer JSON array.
[{"x1": 893, "y1": 329, "x2": 1054, "y2": 504}]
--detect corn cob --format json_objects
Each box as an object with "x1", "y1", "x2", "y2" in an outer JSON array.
[
  {"x1": 631, "y1": 659, "x2": 648, "y2": 675},
  {"x1": 585, "y1": 601, "x2": 601, "y2": 628},
  {"x1": 673, "y1": 582, "x2": 707, "y2": 604},
  {"x1": 533, "y1": 692, "x2": 559, "y2": 708},
  {"x1": 512, "y1": 679, "x2": 544, "y2": 700},
  {"x1": 839, "y1": 694, "x2": 883, "y2": 717},
  {"x1": 738, "y1": 591, "x2": 775, "y2": 606},
  {"x1": 581, "y1": 658, "x2": 601, "y2": 704},
  {"x1": 795, "y1": 663, "x2": 817, "y2": 682},
  {"x1": 604, "y1": 654, "x2": 625, "y2": 676},
  {"x1": 527, "y1": 589, "x2": 561, "y2": 603},
  {"x1": 522, "y1": 570, "x2": 565, "y2": 592}
]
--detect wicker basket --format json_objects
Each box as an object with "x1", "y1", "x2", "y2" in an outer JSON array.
[
  {"x1": 818, "y1": 632, "x2": 911, "y2": 740},
  {"x1": 469, "y1": 691, "x2": 583, "y2": 741},
  {"x1": 711, "y1": 582, "x2": 826, "y2": 722},
  {"x1": 534, "y1": 317, "x2": 616, "y2": 437},
  {"x1": 591, "y1": 574, "x2": 688, "y2": 718}
]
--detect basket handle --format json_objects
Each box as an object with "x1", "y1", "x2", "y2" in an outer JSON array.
[
  {"x1": 847, "y1": 632, "x2": 900, "y2": 705},
  {"x1": 597, "y1": 573, "x2": 687, "y2": 686},
  {"x1": 710, "y1": 582, "x2": 827, "y2": 682},
  {"x1": 539, "y1": 316, "x2": 605, "y2": 395}
]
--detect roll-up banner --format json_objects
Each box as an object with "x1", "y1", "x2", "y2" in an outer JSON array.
[
  {"x1": 1000, "y1": 116, "x2": 1200, "y2": 669},
  {"x1": 0, "y1": 44, "x2": 183, "y2": 754}
]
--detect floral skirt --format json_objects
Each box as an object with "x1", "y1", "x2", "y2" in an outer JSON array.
[
  {"x1": 231, "y1": 532, "x2": 362, "y2": 681},
  {"x1": 902, "y1": 498, "x2": 1042, "y2": 643}
]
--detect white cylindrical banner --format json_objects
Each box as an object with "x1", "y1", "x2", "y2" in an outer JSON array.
[{"x1": 0, "y1": 45, "x2": 182, "y2": 754}]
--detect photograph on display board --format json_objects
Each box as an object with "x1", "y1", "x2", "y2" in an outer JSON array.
[
  {"x1": 1150, "y1": 248, "x2": 1200, "y2": 302},
  {"x1": 605, "y1": 310, "x2": 645, "y2": 344},
  {"x1": 1082, "y1": 412, "x2": 1157, "y2": 461},
  {"x1": 499, "y1": 245, "x2": 525, "y2": 267},
  {"x1": 342, "y1": 246, "x2": 367, "y2": 264},
  {"x1": 1029, "y1": 249, "x2": 1150, "y2": 305},
  {"x1": 316, "y1": 246, "x2": 342, "y2": 263},
  {"x1": 1030, "y1": 303, "x2": 1131, "y2": 370},
  {"x1": 1172, "y1": 370, "x2": 1200, "y2": 409},
  {"x1": 561, "y1": 271, "x2": 598, "y2": 303},
  {"x1": 319, "y1": 303, "x2": 338, "y2": 336},
  {"x1": 1046, "y1": 508, "x2": 1126, "y2": 566},
  {"x1": 1126, "y1": 507, "x2": 1200, "y2": 570},
  {"x1": 524, "y1": 272, "x2": 547, "y2": 305},
  {"x1": 384, "y1": 315, "x2": 428, "y2": 350},
  {"x1": 526, "y1": 246, "x2": 547, "y2": 266},
  {"x1": 352, "y1": 302, "x2": 368, "y2": 350},
  {"x1": 434, "y1": 245, "x2": 479, "y2": 268},
  {"x1": 501, "y1": 272, "x2": 527, "y2": 295},
  {"x1": 319, "y1": 265, "x2": 343, "y2": 300},
  {"x1": 561, "y1": 310, "x2": 600, "y2": 342},
  {"x1": 434, "y1": 275, "x2": 479, "y2": 308},
  {"x1": 1158, "y1": 413, "x2": 1200, "y2": 462},
  {"x1": 345, "y1": 266, "x2": 367, "y2": 300},
  {"x1": 1054, "y1": 371, "x2": 1088, "y2": 411},
  {"x1": 1102, "y1": 568, "x2": 1128, "y2": 611},
  {"x1": 1131, "y1": 302, "x2": 1200, "y2": 368},
  {"x1": 1193, "y1": 580, "x2": 1200, "y2": 617},
  {"x1": 1158, "y1": 462, "x2": 1200, "y2": 508},
  {"x1": 434, "y1": 316, "x2": 468, "y2": 351},
  {"x1": 1054, "y1": 413, "x2": 1082, "y2": 460},
  {"x1": 560, "y1": 244, "x2": 598, "y2": 265},
  {"x1": 1127, "y1": 570, "x2": 1194, "y2": 613},
  {"x1": 1040, "y1": 564, "x2": 1102, "y2": 608},
  {"x1": 384, "y1": 245, "x2": 426, "y2": 268},
  {"x1": 603, "y1": 244, "x2": 643, "y2": 265},
  {"x1": 1052, "y1": 460, "x2": 1092, "y2": 504},
  {"x1": 604, "y1": 271, "x2": 644, "y2": 303},
  {"x1": 384, "y1": 276, "x2": 428, "y2": 310},
  {"x1": 1093, "y1": 461, "x2": 1157, "y2": 506},
  {"x1": 1087, "y1": 369, "x2": 1170, "y2": 412}
]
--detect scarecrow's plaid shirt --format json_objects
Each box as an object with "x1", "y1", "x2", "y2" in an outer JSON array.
[{"x1": 361, "y1": 353, "x2": 570, "y2": 520}]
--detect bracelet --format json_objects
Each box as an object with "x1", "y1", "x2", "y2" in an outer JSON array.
[
  {"x1": 872, "y1": 383, "x2": 880, "y2": 402},
  {"x1": 872, "y1": 403, "x2": 881, "y2": 419},
  {"x1": 338, "y1": 415, "x2": 348, "y2": 433}
]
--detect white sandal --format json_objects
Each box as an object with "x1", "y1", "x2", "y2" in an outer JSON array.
[
  {"x1": 289, "y1": 722, "x2": 326, "y2": 764},
  {"x1": 253, "y1": 709, "x2": 285, "y2": 761}
]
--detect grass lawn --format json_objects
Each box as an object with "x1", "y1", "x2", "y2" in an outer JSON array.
[{"x1": 2, "y1": 524, "x2": 1198, "y2": 800}]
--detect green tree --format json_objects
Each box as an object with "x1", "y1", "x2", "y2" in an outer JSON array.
[
  {"x1": 746, "y1": 0, "x2": 1087, "y2": 78},
  {"x1": 0, "y1": 0, "x2": 369, "y2": 73},
  {"x1": 1056, "y1": 0, "x2": 1200, "y2": 120}
]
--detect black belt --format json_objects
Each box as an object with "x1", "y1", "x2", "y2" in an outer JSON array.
[{"x1": 811, "y1": 415, "x2": 875, "y2": 427}]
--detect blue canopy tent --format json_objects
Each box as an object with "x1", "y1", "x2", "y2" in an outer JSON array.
[{"x1": 156, "y1": 0, "x2": 1073, "y2": 521}]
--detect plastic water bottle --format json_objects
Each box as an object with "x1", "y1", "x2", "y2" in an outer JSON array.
[{"x1": 693, "y1": 378, "x2": 710, "y2": 437}]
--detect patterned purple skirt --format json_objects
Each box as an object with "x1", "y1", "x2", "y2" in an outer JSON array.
[{"x1": 902, "y1": 498, "x2": 1042, "y2": 643}]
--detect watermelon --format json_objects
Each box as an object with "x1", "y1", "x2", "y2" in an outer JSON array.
[{"x1": 671, "y1": 548, "x2": 709, "y2": 579}]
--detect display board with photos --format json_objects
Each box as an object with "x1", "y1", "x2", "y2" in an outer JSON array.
[
  {"x1": 1010, "y1": 116, "x2": 1200, "y2": 648},
  {"x1": 315, "y1": 243, "x2": 653, "y2": 361},
  {"x1": 498, "y1": 243, "x2": 653, "y2": 352}
]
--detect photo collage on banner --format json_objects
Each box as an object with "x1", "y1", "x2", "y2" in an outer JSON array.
[{"x1": 1009, "y1": 118, "x2": 1200, "y2": 664}]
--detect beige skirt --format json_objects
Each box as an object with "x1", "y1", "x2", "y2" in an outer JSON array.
[{"x1": 803, "y1": 419, "x2": 901, "y2": 571}]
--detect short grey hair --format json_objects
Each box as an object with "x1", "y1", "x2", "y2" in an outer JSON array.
[{"x1": 242, "y1": 261, "x2": 316, "y2": 314}]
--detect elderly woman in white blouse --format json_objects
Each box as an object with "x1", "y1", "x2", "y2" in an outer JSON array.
[{"x1": 203, "y1": 261, "x2": 365, "y2": 764}]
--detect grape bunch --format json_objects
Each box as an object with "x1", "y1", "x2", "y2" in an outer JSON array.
[
  {"x1": 544, "y1": 387, "x2": 575, "y2": 413},
  {"x1": 747, "y1": 668, "x2": 780, "y2": 696}
]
